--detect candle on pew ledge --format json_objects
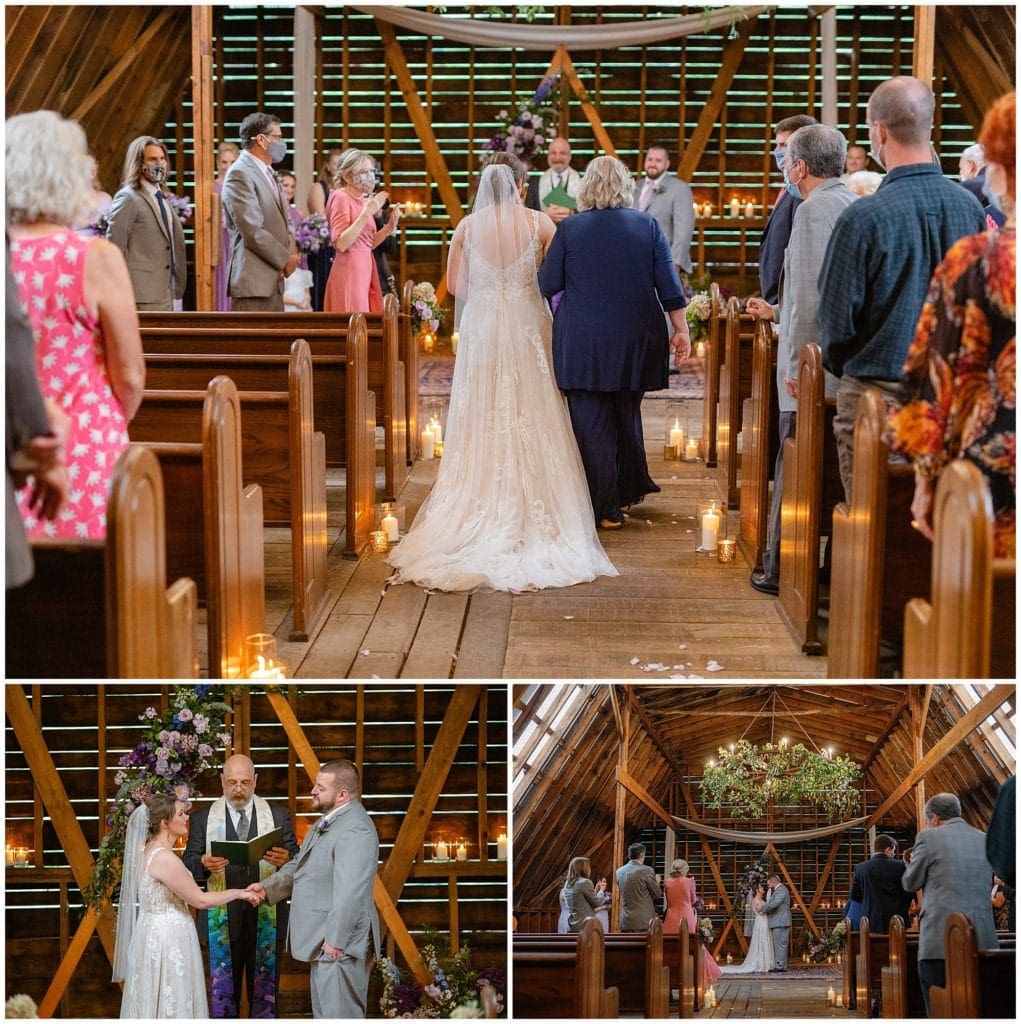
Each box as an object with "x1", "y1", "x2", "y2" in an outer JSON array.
[
  {"x1": 684, "y1": 437, "x2": 700, "y2": 461},
  {"x1": 496, "y1": 833, "x2": 508, "y2": 860},
  {"x1": 456, "y1": 841, "x2": 467, "y2": 861},
  {"x1": 745, "y1": 199, "x2": 755, "y2": 217},
  {"x1": 729, "y1": 197, "x2": 740, "y2": 217},
  {"x1": 420, "y1": 426, "x2": 435, "y2": 460},
  {"x1": 435, "y1": 839, "x2": 449, "y2": 861}
]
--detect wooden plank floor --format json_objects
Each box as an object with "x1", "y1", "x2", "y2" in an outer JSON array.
[
  {"x1": 251, "y1": 400, "x2": 827, "y2": 680},
  {"x1": 706, "y1": 976, "x2": 853, "y2": 1018}
]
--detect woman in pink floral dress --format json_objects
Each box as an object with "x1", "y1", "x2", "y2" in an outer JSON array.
[{"x1": 7, "y1": 110, "x2": 145, "y2": 540}]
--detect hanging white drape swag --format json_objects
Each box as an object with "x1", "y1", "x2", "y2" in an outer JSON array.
[
  {"x1": 353, "y1": 5, "x2": 770, "y2": 51},
  {"x1": 671, "y1": 813, "x2": 871, "y2": 845}
]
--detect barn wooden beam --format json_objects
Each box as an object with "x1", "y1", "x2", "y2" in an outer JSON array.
[
  {"x1": 803, "y1": 836, "x2": 842, "y2": 939},
  {"x1": 627, "y1": 689, "x2": 683, "y2": 774},
  {"x1": 70, "y1": 7, "x2": 176, "y2": 120},
  {"x1": 611, "y1": 696, "x2": 630, "y2": 931},
  {"x1": 865, "y1": 684, "x2": 1013, "y2": 828},
  {"x1": 616, "y1": 766, "x2": 675, "y2": 827},
  {"x1": 191, "y1": 6, "x2": 215, "y2": 310},
  {"x1": 263, "y1": 688, "x2": 432, "y2": 984},
  {"x1": 677, "y1": 16, "x2": 756, "y2": 181},
  {"x1": 911, "y1": 5, "x2": 937, "y2": 89},
  {"x1": 477, "y1": 688, "x2": 489, "y2": 862},
  {"x1": 861, "y1": 691, "x2": 910, "y2": 771},
  {"x1": 555, "y1": 48, "x2": 617, "y2": 157},
  {"x1": 38, "y1": 906, "x2": 106, "y2": 1018},
  {"x1": 764, "y1": 841, "x2": 821, "y2": 941},
  {"x1": 380, "y1": 684, "x2": 485, "y2": 900},
  {"x1": 909, "y1": 685, "x2": 932, "y2": 828}
]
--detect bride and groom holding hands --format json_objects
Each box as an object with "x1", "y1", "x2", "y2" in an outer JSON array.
[
  {"x1": 724, "y1": 874, "x2": 792, "y2": 975},
  {"x1": 388, "y1": 150, "x2": 691, "y2": 594}
]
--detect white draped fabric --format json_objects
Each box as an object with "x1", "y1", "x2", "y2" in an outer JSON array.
[
  {"x1": 352, "y1": 5, "x2": 771, "y2": 51},
  {"x1": 671, "y1": 813, "x2": 870, "y2": 844}
]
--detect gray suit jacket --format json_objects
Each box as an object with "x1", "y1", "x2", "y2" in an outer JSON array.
[
  {"x1": 632, "y1": 174, "x2": 694, "y2": 272},
  {"x1": 776, "y1": 178, "x2": 857, "y2": 413},
  {"x1": 261, "y1": 799, "x2": 380, "y2": 964},
  {"x1": 221, "y1": 149, "x2": 294, "y2": 300},
  {"x1": 616, "y1": 859, "x2": 662, "y2": 931},
  {"x1": 763, "y1": 882, "x2": 791, "y2": 927},
  {"x1": 902, "y1": 816, "x2": 997, "y2": 959},
  {"x1": 107, "y1": 185, "x2": 187, "y2": 304}
]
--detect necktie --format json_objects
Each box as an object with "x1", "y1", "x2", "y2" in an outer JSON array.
[
  {"x1": 155, "y1": 190, "x2": 176, "y2": 282},
  {"x1": 639, "y1": 180, "x2": 654, "y2": 212},
  {"x1": 554, "y1": 173, "x2": 562, "y2": 191},
  {"x1": 237, "y1": 808, "x2": 248, "y2": 837}
]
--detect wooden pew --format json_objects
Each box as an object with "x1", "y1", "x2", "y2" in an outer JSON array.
[
  {"x1": 131, "y1": 340, "x2": 342, "y2": 642},
  {"x1": 513, "y1": 919, "x2": 669, "y2": 1018},
  {"x1": 903, "y1": 459, "x2": 1017, "y2": 678},
  {"x1": 6, "y1": 446, "x2": 197, "y2": 678},
  {"x1": 699, "y1": 283, "x2": 723, "y2": 467},
  {"x1": 843, "y1": 920, "x2": 859, "y2": 1011},
  {"x1": 827, "y1": 389, "x2": 932, "y2": 677},
  {"x1": 855, "y1": 917, "x2": 889, "y2": 1018},
  {"x1": 139, "y1": 295, "x2": 409, "y2": 498},
  {"x1": 512, "y1": 918, "x2": 619, "y2": 1019},
  {"x1": 134, "y1": 376, "x2": 265, "y2": 677},
  {"x1": 663, "y1": 927, "x2": 703, "y2": 1017},
  {"x1": 715, "y1": 298, "x2": 757, "y2": 508},
  {"x1": 880, "y1": 916, "x2": 925, "y2": 1019},
  {"x1": 737, "y1": 319, "x2": 779, "y2": 571},
  {"x1": 928, "y1": 912, "x2": 1015, "y2": 1018},
  {"x1": 777, "y1": 344, "x2": 844, "y2": 655}
]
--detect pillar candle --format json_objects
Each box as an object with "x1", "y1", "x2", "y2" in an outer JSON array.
[
  {"x1": 420, "y1": 427, "x2": 435, "y2": 460},
  {"x1": 745, "y1": 199, "x2": 755, "y2": 217},
  {"x1": 381, "y1": 514, "x2": 399, "y2": 542},
  {"x1": 436, "y1": 839, "x2": 448, "y2": 860},
  {"x1": 701, "y1": 507, "x2": 720, "y2": 550},
  {"x1": 835, "y1": 993, "x2": 843, "y2": 1007},
  {"x1": 729, "y1": 197, "x2": 740, "y2": 217},
  {"x1": 669, "y1": 421, "x2": 685, "y2": 449},
  {"x1": 702, "y1": 201, "x2": 712, "y2": 217},
  {"x1": 826, "y1": 985, "x2": 835, "y2": 1006},
  {"x1": 5, "y1": 846, "x2": 14, "y2": 866},
  {"x1": 428, "y1": 417, "x2": 443, "y2": 444},
  {"x1": 496, "y1": 833, "x2": 508, "y2": 860},
  {"x1": 684, "y1": 437, "x2": 699, "y2": 461},
  {"x1": 695, "y1": 341, "x2": 706, "y2": 359},
  {"x1": 456, "y1": 842, "x2": 467, "y2": 861}
]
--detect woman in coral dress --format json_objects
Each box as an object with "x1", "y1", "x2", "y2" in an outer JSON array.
[
  {"x1": 7, "y1": 110, "x2": 145, "y2": 541},
  {"x1": 323, "y1": 147, "x2": 399, "y2": 313},
  {"x1": 663, "y1": 859, "x2": 721, "y2": 986}
]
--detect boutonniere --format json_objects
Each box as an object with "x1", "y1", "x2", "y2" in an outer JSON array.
[{"x1": 315, "y1": 816, "x2": 333, "y2": 836}]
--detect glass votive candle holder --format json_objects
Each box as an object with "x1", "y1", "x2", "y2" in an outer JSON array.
[
  {"x1": 373, "y1": 501, "x2": 406, "y2": 542},
  {"x1": 370, "y1": 530, "x2": 389, "y2": 554},
  {"x1": 700, "y1": 500, "x2": 723, "y2": 551},
  {"x1": 246, "y1": 633, "x2": 285, "y2": 678},
  {"x1": 421, "y1": 398, "x2": 449, "y2": 445},
  {"x1": 718, "y1": 538, "x2": 737, "y2": 563},
  {"x1": 664, "y1": 400, "x2": 687, "y2": 460},
  {"x1": 683, "y1": 435, "x2": 701, "y2": 461}
]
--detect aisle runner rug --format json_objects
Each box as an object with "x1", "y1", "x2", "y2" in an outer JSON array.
[
  {"x1": 419, "y1": 354, "x2": 705, "y2": 399},
  {"x1": 718, "y1": 967, "x2": 842, "y2": 980}
]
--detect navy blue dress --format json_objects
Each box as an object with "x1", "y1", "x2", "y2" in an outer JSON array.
[{"x1": 539, "y1": 207, "x2": 685, "y2": 524}]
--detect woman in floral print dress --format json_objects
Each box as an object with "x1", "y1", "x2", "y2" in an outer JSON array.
[
  {"x1": 7, "y1": 110, "x2": 145, "y2": 540},
  {"x1": 889, "y1": 91, "x2": 1015, "y2": 558}
]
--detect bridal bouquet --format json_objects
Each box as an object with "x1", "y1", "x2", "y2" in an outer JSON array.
[
  {"x1": 485, "y1": 74, "x2": 562, "y2": 168},
  {"x1": 295, "y1": 213, "x2": 332, "y2": 255},
  {"x1": 410, "y1": 281, "x2": 443, "y2": 334},
  {"x1": 377, "y1": 938, "x2": 505, "y2": 1018}
]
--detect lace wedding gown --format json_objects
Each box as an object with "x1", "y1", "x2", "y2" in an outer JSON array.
[
  {"x1": 120, "y1": 847, "x2": 208, "y2": 1018},
  {"x1": 388, "y1": 209, "x2": 618, "y2": 592},
  {"x1": 722, "y1": 900, "x2": 774, "y2": 974}
]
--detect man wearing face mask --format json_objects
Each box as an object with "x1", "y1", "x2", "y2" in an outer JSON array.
[
  {"x1": 221, "y1": 112, "x2": 300, "y2": 311},
  {"x1": 107, "y1": 136, "x2": 187, "y2": 311},
  {"x1": 816, "y1": 76, "x2": 985, "y2": 501},
  {"x1": 757, "y1": 115, "x2": 816, "y2": 305}
]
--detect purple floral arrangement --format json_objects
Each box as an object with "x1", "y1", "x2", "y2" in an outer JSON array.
[
  {"x1": 165, "y1": 193, "x2": 192, "y2": 227},
  {"x1": 295, "y1": 213, "x2": 332, "y2": 255},
  {"x1": 486, "y1": 74, "x2": 561, "y2": 168}
]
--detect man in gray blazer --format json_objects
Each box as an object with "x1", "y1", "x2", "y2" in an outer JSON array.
[
  {"x1": 745, "y1": 125, "x2": 857, "y2": 595},
  {"x1": 254, "y1": 759, "x2": 380, "y2": 1018},
  {"x1": 107, "y1": 136, "x2": 187, "y2": 311},
  {"x1": 902, "y1": 792, "x2": 998, "y2": 1016},
  {"x1": 763, "y1": 874, "x2": 791, "y2": 970},
  {"x1": 221, "y1": 112, "x2": 299, "y2": 311},
  {"x1": 616, "y1": 842, "x2": 662, "y2": 931},
  {"x1": 632, "y1": 145, "x2": 695, "y2": 294}
]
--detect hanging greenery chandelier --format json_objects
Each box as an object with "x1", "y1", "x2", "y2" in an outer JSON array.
[{"x1": 700, "y1": 738, "x2": 862, "y2": 822}]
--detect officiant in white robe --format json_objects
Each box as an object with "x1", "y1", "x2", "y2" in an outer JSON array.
[
  {"x1": 525, "y1": 136, "x2": 582, "y2": 224},
  {"x1": 183, "y1": 754, "x2": 299, "y2": 1017}
]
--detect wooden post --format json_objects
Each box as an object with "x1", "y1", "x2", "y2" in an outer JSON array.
[
  {"x1": 820, "y1": 8, "x2": 838, "y2": 126},
  {"x1": 912, "y1": 5, "x2": 937, "y2": 89},
  {"x1": 191, "y1": 6, "x2": 215, "y2": 310},
  {"x1": 910, "y1": 686, "x2": 932, "y2": 830},
  {"x1": 293, "y1": 6, "x2": 317, "y2": 216},
  {"x1": 611, "y1": 689, "x2": 629, "y2": 933}
]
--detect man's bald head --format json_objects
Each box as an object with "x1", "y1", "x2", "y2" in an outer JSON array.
[
  {"x1": 222, "y1": 754, "x2": 257, "y2": 809},
  {"x1": 867, "y1": 76, "x2": 934, "y2": 147}
]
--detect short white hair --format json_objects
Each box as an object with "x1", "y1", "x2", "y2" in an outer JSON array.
[
  {"x1": 961, "y1": 143, "x2": 985, "y2": 165},
  {"x1": 845, "y1": 170, "x2": 884, "y2": 196},
  {"x1": 7, "y1": 110, "x2": 95, "y2": 226}
]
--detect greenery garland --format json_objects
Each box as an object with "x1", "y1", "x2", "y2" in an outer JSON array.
[
  {"x1": 700, "y1": 739, "x2": 862, "y2": 823},
  {"x1": 85, "y1": 685, "x2": 232, "y2": 908}
]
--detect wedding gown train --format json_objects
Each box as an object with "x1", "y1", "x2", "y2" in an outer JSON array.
[
  {"x1": 722, "y1": 906, "x2": 774, "y2": 974},
  {"x1": 388, "y1": 209, "x2": 618, "y2": 592}
]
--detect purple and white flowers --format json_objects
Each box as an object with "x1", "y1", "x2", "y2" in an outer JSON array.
[
  {"x1": 486, "y1": 74, "x2": 561, "y2": 168},
  {"x1": 295, "y1": 213, "x2": 332, "y2": 255}
]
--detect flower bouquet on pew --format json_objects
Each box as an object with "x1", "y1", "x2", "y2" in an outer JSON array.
[
  {"x1": 685, "y1": 291, "x2": 713, "y2": 341},
  {"x1": 410, "y1": 281, "x2": 443, "y2": 335}
]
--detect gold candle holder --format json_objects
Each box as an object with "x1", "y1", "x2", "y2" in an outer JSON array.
[
  {"x1": 663, "y1": 443, "x2": 678, "y2": 461},
  {"x1": 370, "y1": 530, "x2": 389, "y2": 554},
  {"x1": 433, "y1": 440, "x2": 444, "y2": 458},
  {"x1": 717, "y1": 538, "x2": 736, "y2": 563}
]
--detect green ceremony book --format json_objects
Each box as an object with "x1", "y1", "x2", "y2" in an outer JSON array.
[
  {"x1": 211, "y1": 826, "x2": 283, "y2": 867},
  {"x1": 543, "y1": 185, "x2": 577, "y2": 211}
]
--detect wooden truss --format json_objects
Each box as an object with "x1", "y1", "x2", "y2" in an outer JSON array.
[{"x1": 5, "y1": 682, "x2": 500, "y2": 1014}]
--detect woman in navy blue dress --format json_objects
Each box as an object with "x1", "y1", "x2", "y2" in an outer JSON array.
[{"x1": 538, "y1": 156, "x2": 690, "y2": 529}]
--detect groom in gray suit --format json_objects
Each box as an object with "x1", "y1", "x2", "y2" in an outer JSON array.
[
  {"x1": 221, "y1": 111, "x2": 300, "y2": 311},
  {"x1": 253, "y1": 759, "x2": 380, "y2": 1018},
  {"x1": 763, "y1": 874, "x2": 791, "y2": 970}
]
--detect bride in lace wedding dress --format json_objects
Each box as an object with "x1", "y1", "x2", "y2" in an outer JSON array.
[
  {"x1": 722, "y1": 884, "x2": 775, "y2": 974},
  {"x1": 388, "y1": 155, "x2": 618, "y2": 592}
]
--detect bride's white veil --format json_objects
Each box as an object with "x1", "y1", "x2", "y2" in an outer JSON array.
[
  {"x1": 450, "y1": 160, "x2": 538, "y2": 331},
  {"x1": 112, "y1": 803, "x2": 148, "y2": 982}
]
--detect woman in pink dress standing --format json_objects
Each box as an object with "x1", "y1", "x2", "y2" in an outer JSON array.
[
  {"x1": 323, "y1": 148, "x2": 399, "y2": 313},
  {"x1": 7, "y1": 110, "x2": 145, "y2": 540},
  {"x1": 663, "y1": 859, "x2": 722, "y2": 987}
]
